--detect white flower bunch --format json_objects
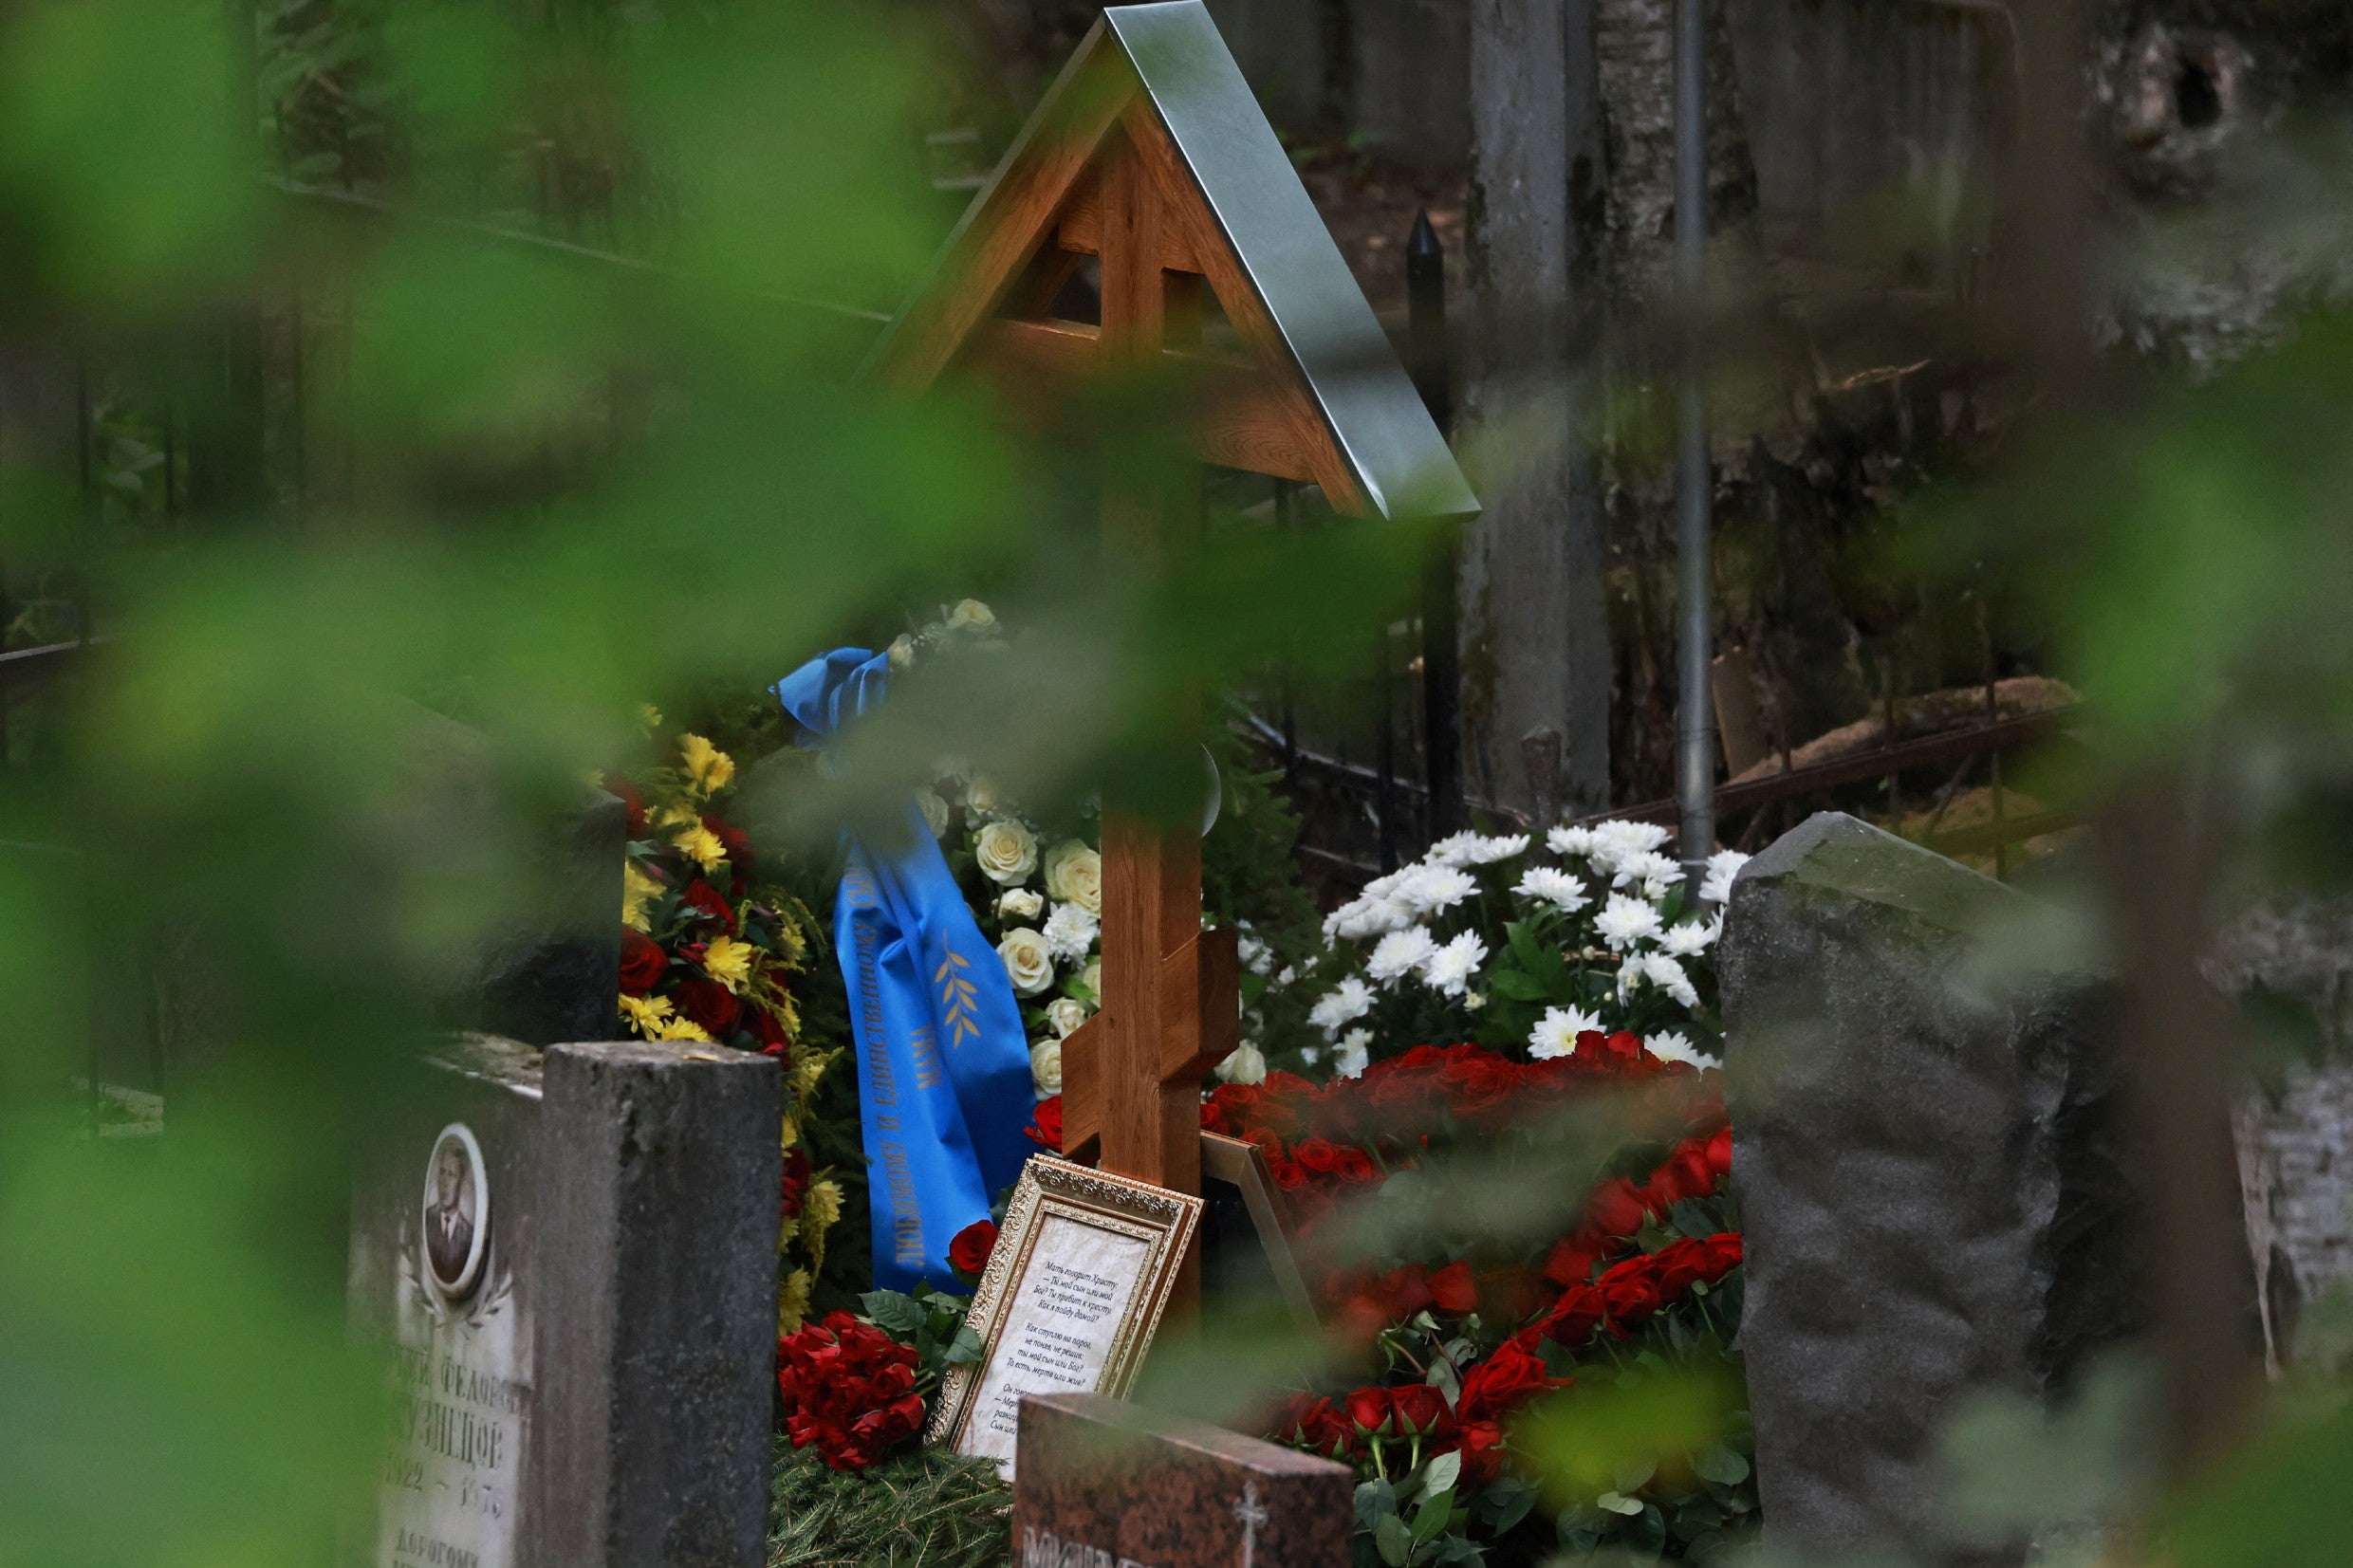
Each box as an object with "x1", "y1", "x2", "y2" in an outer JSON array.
[{"x1": 1296, "y1": 821, "x2": 1750, "y2": 1074}]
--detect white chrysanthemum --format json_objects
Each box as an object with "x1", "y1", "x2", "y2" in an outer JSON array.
[
  {"x1": 1611, "y1": 849, "x2": 1684, "y2": 891},
  {"x1": 1547, "y1": 823, "x2": 1599, "y2": 858},
  {"x1": 1324, "y1": 884, "x2": 1417, "y2": 942},
  {"x1": 1399, "y1": 864, "x2": 1478, "y2": 915},
  {"x1": 1700, "y1": 849, "x2": 1751, "y2": 905},
  {"x1": 1237, "y1": 931, "x2": 1271, "y2": 975},
  {"x1": 1660, "y1": 920, "x2": 1716, "y2": 957},
  {"x1": 1514, "y1": 864, "x2": 1591, "y2": 913},
  {"x1": 1427, "y1": 831, "x2": 1485, "y2": 867},
  {"x1": 1041, "y1": 901, "x2": 1100, "y2": 962},
  {"x1": 1365, "y1": 927, "x2": 1438, "y2": 987},
  {"x1": 1590, "y1": 819, "x2": 1673, "y2": 858},
  {"x1": 1421, "y1": 931, "x2": 1489, "y2": 997},
  {"x1": 1620, "y1": 950, "x2": 1699, "y2": 1008},
  {"x1": 1643, "y1": 1030, "x2": 1712, "y2": 1068},
  {"x1": 1334, "y1": 1028, "x2": 1372, "y2": 1079},
  {"x1": 1594, "y1": 894, "x2": 1663, "y2": 952},
  {"x1": 1433, "y1": 831, "x2": 1530, "y2": 867},
  {"x1": 1529, "y1": 1004, "x2": 1604, "y2": 1060},
  {"x1": 1271, "y1": 966, "x2": 1296, "y2": 988},
  {"x1": 1308, "y1": 977, "x2": 1375, "y2": 1035}
]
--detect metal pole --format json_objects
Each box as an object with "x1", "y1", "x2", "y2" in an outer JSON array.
[
  {"x1": 1406, "y1": 211, "x2": 1465, "y2": 840},
  {"x1": 1673, "y1": 0, "x2": 1714, "y2": 872}
]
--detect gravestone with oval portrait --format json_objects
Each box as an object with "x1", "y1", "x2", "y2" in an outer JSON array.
[{"x1": 346, "y1": 1034, "x2": 782, "y2": 1568}]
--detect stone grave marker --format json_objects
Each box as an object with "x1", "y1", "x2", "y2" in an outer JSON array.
[
  {"x1": 346, "y1": 1034, "x2": 779, "y2": 1568},
  {"x1": 1013, "y1": 1392, "x2": 1351, "y2": 1568},
  {"x1": 1716, "y1": 811, "x2": 2253, "y2": 1564}
]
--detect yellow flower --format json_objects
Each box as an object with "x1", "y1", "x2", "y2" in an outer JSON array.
[
  {"x1": 678, "y1": 733, "x2": 735, "y2": 798},
  {"x1": 777, "y1": 1268, "x2": 813, "y2": 1334},
  {"x1": 639, "y1": 703, "x2": 664, "y2": 732},
  {"x1": 619, "y1": 992, "x2": 674, "y2": 1038},
  {"x1": 674, "y1": 822, "x2": 727, "y2": 871},
  {"x1": 702, "y1": 934, "x2": 755, "y2": 992},
  {"x1": 654, "y1": 1015, "x2": 713, "y2": 1043},
  {"x1": 803, "y1": 1178, "x2": 843, "y2": 1238},
  {"x1": 622, "y1": 861, "x2": 663, "y2": 931}
]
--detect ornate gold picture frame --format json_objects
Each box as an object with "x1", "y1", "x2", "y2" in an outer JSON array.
[{"x1": 928, "y1": 1157, "x2": 1203, "y2": 1472}]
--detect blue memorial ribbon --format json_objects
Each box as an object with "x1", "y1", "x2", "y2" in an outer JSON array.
[{"x1": 773, "y1": 649, "x2": 1037, "y2": 1294}]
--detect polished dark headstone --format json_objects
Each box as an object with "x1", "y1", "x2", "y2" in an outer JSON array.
[
  {"x1": 1014, "y1": 1393, "x2": 1350, "y2": 1568},
  {"x1": 1718, "y1": 812, "x2": 2158, "y2": 1567}
]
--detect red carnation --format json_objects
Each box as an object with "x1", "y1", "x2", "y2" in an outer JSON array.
[
  {"x1": 1429, "y1": 1259, "x2": 1479, "y2": 1315},
  {"x1": 619, "y1": 927, "x2": 666, "y2": 994},
  {"x1": 949, "y1": 1219, "x2": 999, "y2": 1276},
  {"x1": 673, "y1": 976, "x2": 742, "y2": 1041},
  {"x1": 1026, "y1": 1097, "x2": 1064, "y2": 1151}
]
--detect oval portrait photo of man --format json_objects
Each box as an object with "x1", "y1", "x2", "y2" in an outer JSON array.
[{"x1": 419, "y1": 1123, "x2": 491, "y2": 1301}]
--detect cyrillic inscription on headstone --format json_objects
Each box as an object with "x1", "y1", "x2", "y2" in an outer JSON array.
[{"x1": 377, "y1": 1123, "x2": 529, "y2": 1568}]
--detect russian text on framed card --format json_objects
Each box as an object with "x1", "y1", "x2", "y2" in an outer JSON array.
[{"x1": 929, "y1": 1157, "x2": 1203, "y2": 1475}]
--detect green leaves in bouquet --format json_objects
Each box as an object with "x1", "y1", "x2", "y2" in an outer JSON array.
[
  {"x1": 858, "y1": 1286, "x2": 978, "y2": 1384},
  {"x1": 1515, "y1": 1358, "x2": 1756, "y2": 1561},
  {"x1": 1357, "y1": 1456, "x2": 1480, "y2": 1568}
]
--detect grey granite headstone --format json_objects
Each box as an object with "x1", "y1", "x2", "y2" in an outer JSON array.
[
  {"x1": 347, "y1": 1035, "x2": 779, "y2": 1568},
  {"x1": 1717, "y1": 813, "x2": 2146, "y2": 1566}
]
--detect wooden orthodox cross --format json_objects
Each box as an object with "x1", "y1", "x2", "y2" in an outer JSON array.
[{"x1": 866, "y1": 2, "x2": 1477, "y2": 1287}]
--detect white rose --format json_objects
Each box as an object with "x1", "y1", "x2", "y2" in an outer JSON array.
[
  {"x1": 1214, "y1": 1042, "x2": 1268, "y2": 1085},
  {"x1": 1046, "y1": 997, "x2": 1088, "y2": 1038},
  {"x1": 913, "y1": 787, "x2": 949, "y2": 839},
  {"x1": 947, "y1": 599, "x2": 996, "y2": 632},
  {"x1": 1042, "y1": 839, "x2": 1102, "y2": 915},
  {"x1": 973, "y1": 818, "x2": 1038, "y2": 885},
  {"x1": 998, "y1": 887, "x2": 1045, "y2": 922},
  {"x1": 997, "y1": 928, "x2": 1054, "y2": 995},
  {"x1": 1080, "y1": 958, "x2": 1102, "y2": 1000},
  {"x1": 1028, "y1": 1038, "x2": 1064, "y2": 1098},
  {"x1": 966, "y1": 777, "x2": 1001, "y2": 818}
]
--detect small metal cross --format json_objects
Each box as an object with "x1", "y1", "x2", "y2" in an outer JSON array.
[{"x1": 1232, "y1": 1481, "x2": 1269, "y2": 1568}]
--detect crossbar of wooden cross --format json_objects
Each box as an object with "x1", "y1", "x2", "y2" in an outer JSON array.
[{"x1": 864, "y1": 3, "x2": 1476, "y2": 1255}]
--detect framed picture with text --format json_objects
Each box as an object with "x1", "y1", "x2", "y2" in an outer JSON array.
[{"x1": 928, "y1": 1157, "x2": 1204, "y2": 1475}]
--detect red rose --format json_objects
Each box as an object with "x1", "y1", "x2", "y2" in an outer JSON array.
[
  {"x1": 1343, "y1": 1386, "x2": 1395, "y2": 1437},
  {"x1": 1705, "y1": 1125, "x2": 1733, "y2": 1177},
  {"x1": 1650, "y1": 1238, "x2": 1708, "y2": 1297},
  {"x1": 780, "y1": 1148, "x2": 812, "y2": 1224},
  {"x1": 949, "y1": 1219, "x2": 998, "y2": 1276},
  {"x1": 1585, "y1": 1176, "x2": 1651, "y2": 1238},
  {"x1": 1332, "y1": 1145, "x2": 1380, "y2": 1186},
  {"x1": 751, "y1": 1005, "x2": 790, "y2": 1056},
  {"x1": 1293, "y1": 1137, "x2": 1345, "y2": 1177},
  {"x1": 1647, "y1": 1144, "x2": 1717, "y2": 1208},
  {"x1": 1596, "y1": 1255, "x2": 1665, "y2": 1324},
  {"x1": 1389, "y1": 1383, "x2": 1454, "y2": 1438},
  {"x1": 673, "y1": 976, "x2": 742, "y2": 1041},
  {"x1": 607, "y1": 777, "x2": 648, "y2": 838},
  {"x1": 1267, "y1": 1157, "x2": 1306, "y2": 1191},
  {"x1": 1457, "y1": 1337, "x2": 1563, "y2": 1424},
  {"x1": 1451, "y1": 1419, "x2": 1508, "y2": 1482},
  {"x1": 1027, "y1": 1097, "x2": 1064, "y2": 1151},
  {"x1": 1279, "y1": 1395, "x2": 1356, "y2": 1458},
  {"x1": 678, "y1": 879, "x2": 738, "y2": 933},
  {"x1": 1429, "y1": 1259, "x2": 1478, "y2": 1315},
  {"x1": 620, "y1": 927, "x2": 666, "y2": 994},
  {"x1": 1538, "y1": 1282, "x2": 1605, "y2": 1348},
  {"x1": 776, "y1": 1313, "x2": 927, "y2": 1471},
  {"x1": 1541, "y1": 1233, "x2": 1603, "y2": 1287},
  {"x1": 1699, "y1": 1231, "x2": 1743, "y2": 1278}
]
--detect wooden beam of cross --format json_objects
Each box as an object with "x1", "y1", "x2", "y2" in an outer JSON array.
[{"x1": 865, "y1": 4, "x2": 1477, "y2": 1223}]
